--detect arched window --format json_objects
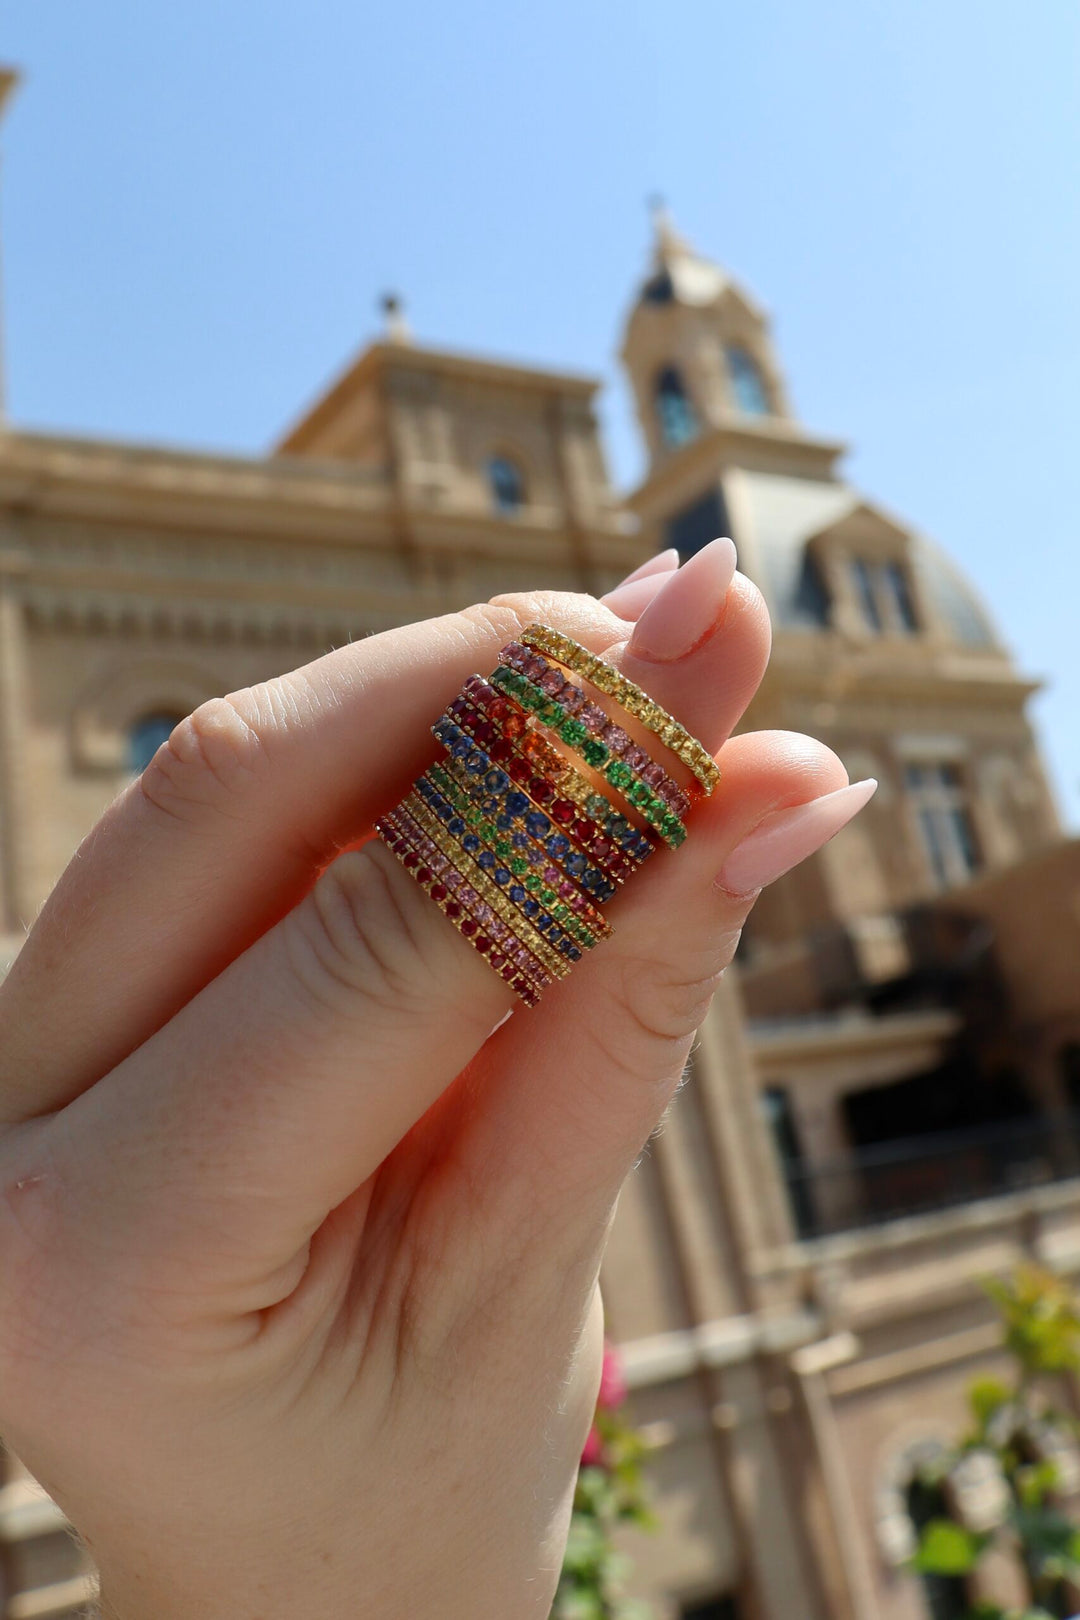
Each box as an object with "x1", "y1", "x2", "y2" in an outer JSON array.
[
  {"x1": 128, "y1": 712, "x2": 183, "y2": 773},
  {"x1": 488, "y1": 455, "x2": 525, "y2": 515},
  {"x1": 725, "y1": 346, "x2": 771, "y2": 416},
  {"x1": 654, "y1": 366, "x2": 699, "y2": 448}
]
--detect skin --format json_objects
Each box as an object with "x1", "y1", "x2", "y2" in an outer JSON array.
[{"x1": 0, "y1": 577, "x2": 847, "y2": 1619}]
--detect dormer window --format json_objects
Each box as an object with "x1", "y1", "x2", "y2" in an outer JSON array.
[
  {"x1": 850, "y1": 557, "x2": 919, "y2": 634},
  {"x1": 654, "y1": 366, "x2": 699, "y2": 448},
  {"x1": 725, "y1": 345, "x2": 770, "y2": 416},
  {"x1": 488, "y1": 455, "x2": 525, "y2": 515}
]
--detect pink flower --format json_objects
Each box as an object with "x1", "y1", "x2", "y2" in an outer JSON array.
[
  {"x1": 598, "y1": 1343, "x2": 627, "y2": 1411},
  {"x1": 580, "y1": 1425, "x2": 604, "y2": 1467}
]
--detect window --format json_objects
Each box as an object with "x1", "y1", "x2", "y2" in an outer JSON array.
[
  {"x1": 654, "y1": 365, "x2": 699, "y2": 448},
  {"x1": 850, "y1": 558, "x2": 919, "y2": 633},
  {"x1": 905, "y1": 1478, "x2": 969, "y2": 1620},
  {"x1": 681, "y1": 1597, "x2": 739, "y2": 1620},
  {"x1": 725, "y1": 345, "x2": 770, "y2": 416},
  {"x1": 664, "y1": 486, "x2": 730, "y2": 562},
  {"x1": 762, "y1": 1086, "x2": 815, "y2": 1239},
  {"x1": 905, "y1": 762, "x2": 980, "y2": 890},
  {"x1": 128, "y1": 712, "x2": 183, "y2": 774},
  {"x1": 488, "y1": 455, "x2": 525, "y2": 515}
]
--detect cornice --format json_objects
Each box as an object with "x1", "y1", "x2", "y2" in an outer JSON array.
[{"x1": 626, "y1": 419, "x2": 848, "y2": 518}]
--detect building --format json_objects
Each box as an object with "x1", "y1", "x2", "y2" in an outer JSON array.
[{"x1": 2, "y1": 78, "x2": 1080, "y2": 1620}]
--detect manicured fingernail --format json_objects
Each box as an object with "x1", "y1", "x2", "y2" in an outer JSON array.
[
  {"x1": 628, "y1": 538, "x2": 738, "y2": 663},
  {"x1": 601, "y1": 569, "x2": 672, "y2": 621},
  {"x1": 605, "y1": 548, "x2": 680, "y2": 596},
  {"x1": 717, "y1": 780, "x2": 878, "y2": 898}
]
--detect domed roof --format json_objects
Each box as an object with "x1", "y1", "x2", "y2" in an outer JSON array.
[{"x1": 737, "y1": 470, "x2": 1000, "y2": 648}]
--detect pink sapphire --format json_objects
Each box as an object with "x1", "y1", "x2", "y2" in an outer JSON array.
[
  {"x1": 540, "y1": 668, "x2": 565, "y2": 697},
  {"x1": 601, "y1": 722, "x2": 630, "y2": 754},
  {"x1": 624, "y1": 744, "x2": 649, "y2": 771},
  {"x1": 445, "y1": 870, "x2": 462, "y2": 889},
  {"x1": 642, "y1": 761, "x2": 665, "y2": 787},
  {"x1": 523, "y1": 653, "x2": 546, "y2": 682},
  {"x1": 561, "y1": 685, "x2": 587, "y2": 714},
  {"x1": 558, "y1": 880, "x2": 575, "y2": 899},
  {"x1": 582, "y1": 703, "x2": 608, "y2": 732}
]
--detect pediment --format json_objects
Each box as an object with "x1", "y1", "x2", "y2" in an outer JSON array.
[{"x1": 806, "y1": 499, "x2": 913, "y2": 560}]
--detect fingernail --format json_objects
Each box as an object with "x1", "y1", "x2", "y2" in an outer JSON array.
[
  {"x1": 601, "y1": 569, "x2": 672, "y2": 621},
  {"x1": 628, "y1": 538, "x2": 738, "y2": 663},
  {"x1": 717, "y1": 779, "x2": 878, "y2": 898},
  {"x1": 605, "y1": 548, "x2": 680, "y2": 595}
]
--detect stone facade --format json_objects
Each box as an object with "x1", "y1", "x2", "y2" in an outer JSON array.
[{"x1": 1, "y1": 92, "x2": 1079, "y2": 1616}]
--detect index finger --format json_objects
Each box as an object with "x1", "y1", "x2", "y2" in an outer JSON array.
[{"x1": 0, "y1": 574, "x2": 767, "y2": 1123}]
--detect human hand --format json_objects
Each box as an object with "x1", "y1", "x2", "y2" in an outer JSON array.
[{"x1": 0, "y1": 545, "x2": 871, "y2": 1618}]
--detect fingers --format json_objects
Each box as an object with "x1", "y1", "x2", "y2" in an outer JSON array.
[
  {"x1": 457, "y1": 730, "x2": 864, "y2": 1238},
  {"x1": 0, "y1": 576, "x2": 764, "y2": 1123},
  {"x1": 23, "y1": 558, "x2": 773, "y2": 1280}
]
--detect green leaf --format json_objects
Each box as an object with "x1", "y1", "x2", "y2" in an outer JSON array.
[
  {"x1": 910, "y1": 1518, "x2": 985, "y2": 1575},
  {"x1": 969, "y1": 1376, "x2": 1013, "y2": 1432}
]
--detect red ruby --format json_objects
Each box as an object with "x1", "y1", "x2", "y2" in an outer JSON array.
[
  {"x1": 530, "y1": 777, "x2": 555, "y2": 804},
  {"x1": 489, "y1": 697, "x2": 511, "y2": 720},
  {"x1": 472, "y1": 722, "x2": 493, "y2": 745},
  {"x1": 513, "y1": 976, "x2": 530, "y2": 994},
  {"x1": 431, "y1": 883, "x2": 448, "y2": 902},
  {"x1": 417, "y1": 866, "x2": 433, "y2": 884},
  {"x1": 460, "y1": 917, "x2": 478, "y2": 936},
  {"x1": 489, "y1": 739, "x2": 512, "y2": 762},
  {"x1": 446, "y1": 901, "x2": 462, "y2": 919},
  {"x1": 551, "y1": 799, "x2": 575, "y2": 824},
  {"x1": 489, "y1": 950, "x2": 506, "y2": 969},
  {"x1": 474, "y1": 935, "x2": 492, "y2": 955},
  {"x1": 593, "y1": 837, "x2": 613, "y2": 860},
  {"x1": 403, "y1": 852, "x2": 419, "y2": 868}
]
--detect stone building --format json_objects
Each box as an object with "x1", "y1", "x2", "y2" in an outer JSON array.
[{"x1": 2, "y1": 77, "x2": 1080, "y2": 1620}]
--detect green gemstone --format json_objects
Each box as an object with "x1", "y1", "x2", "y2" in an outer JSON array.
[
  {"x1": 582, "y1": 739, "x2": 609, "y2": 768},
  {"x1": 607, "y1": 760, "x2": 633, "y2": 789},
  {"x1": 525, "y1": 874, "x2": 541, "y2": 891},
  {"x1": 560, "y1": 718, "x2": 588, "y2": 746},
  {"x1": 541, "y1": 887, "x2": 556, "y2": 904},
  {"x1": 526, "y1": 686, "x2": 545, "y2": 712},
  {"x1": 539, "y1": 700, "x2": 563, "y2": 726},
  {"x1": 628, "y1": 780, "x2": 651, "y2": 807},
  {"x1": 495, "y1": 841, "x2": 511, "y2": 857},
  {"x1": 511, "y1": 857, "x2": 528, "y2": 875},
  {"x1": 661, "y1": 813, "x2": 684, "y2": 842},
  {"x1": 467, "y1": 808, "x2": 483, "y2": 826},
  {"x1": 586, "y1": 793, "x2": 609, "y2": 820}
]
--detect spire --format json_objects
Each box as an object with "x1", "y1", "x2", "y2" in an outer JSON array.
[
  {"x1": 648, "y1": 193, "x2": 691, "y2": 267},
  {"x1": 379, "y1": 291, "x2": 412, "y2": 345}
]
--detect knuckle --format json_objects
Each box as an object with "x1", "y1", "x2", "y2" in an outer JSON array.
[
  {"x1": 461, "y1": 590, "x2": 600, "y2": 647},
  {"x1": 289, "y1": 846, "x2": 441, "y2": 1015},
  {"x1": 138, "y1": 693, "x2": 268, "y2": 822}
]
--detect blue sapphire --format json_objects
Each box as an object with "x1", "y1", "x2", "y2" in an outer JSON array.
[
  {"x1": 495, "y1": 813, "x2": 514, "y2": 831},
  {"x1": 494, "y1": 867, "x2": 510, "y2": 885},
  {"x1": 448, "y1": 816, "x2": 466, "y2": 836},
  {"x1": 564, "y1": 852, "x2": 587, "y2": 877},
  {"x1": 506, "y1": 792, "x2": 530, "y2": 816},
  {"x1": 525, "y1": 811, "x2": 551, "y2": 838},
  {"x1": 484, "y1": 769, "x2": 509, "y2": 792},
  {"x1": 546, "y1": 834, "x2": 570, "y2": 859},
  {"x1": 511, "y1": 831, "x2": 529, "y2": 849},
  {"x1": 462, "y1": 833, "x2": 481, "y2": 854},
  {"x1": 465, "y1": 754, "x2": 484, "y2": 775},
  {"x1": 509, "y1": 884, "x2": 526, "y2": 903},
  {"x1": 523, "y1": 898, "x2": 540, "y2": 917},
  {"x1": 477, "y1": 850, "x2": 496, "y2": 870},
  {"x1": 451, "y1": 739, "x2": 471, "y2": 760}
]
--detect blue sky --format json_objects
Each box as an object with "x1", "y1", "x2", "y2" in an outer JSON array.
[{"x1": 5, "y1": 1, "x2": 1080, "y2": 823}]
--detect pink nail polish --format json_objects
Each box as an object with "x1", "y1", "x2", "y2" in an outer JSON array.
[
  {"x1": 718, "y1": 780, "x2": 878, "y2": 897},
  {"x1": 606, "y1": 548, "x2": 680, "y2": 594},
  {"x1": 628, "y1": 538, "x2": 738, "y2": 663},
  {"x1": 601, "y1": 569, "x2": 672, "y2": 621}
]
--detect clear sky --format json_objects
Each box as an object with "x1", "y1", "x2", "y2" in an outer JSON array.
[{"x1": 5, "y1": 1, "x2": 1079, "y2": 823}]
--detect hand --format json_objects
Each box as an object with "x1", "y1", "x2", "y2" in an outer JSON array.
[{"x1": 0, "y1": 550, "x2": 863, "y2": 1619}]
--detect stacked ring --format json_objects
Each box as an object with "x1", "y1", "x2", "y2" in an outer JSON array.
[{"x1": 374, "y1": 619, "x2": 718, "y2": 1007}]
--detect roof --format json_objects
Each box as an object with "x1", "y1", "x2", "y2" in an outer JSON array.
[
  {"x1": 278, "y1": 339, "x2": 601, "y2": 455},
  {"x1": 738, "y1": 469, "x2": 1000, "y2": 648}
]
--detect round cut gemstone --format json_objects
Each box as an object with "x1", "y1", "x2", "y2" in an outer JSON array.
[
  {"x1": 559, "y1": 718, "x2": 588, "y2": 747},
  {"x1": 431, "y1": 883, "x2": 448, "y2": 902},
  {"x1": 506, "y1": 791, "x2": 529, "y2": 815},
  {"x1": 551, "y1": 799, "x2": 575, "y2": 825},
  {"x1": 560, "y1": 685, "x2": 587, "y2": 715},
  {"x1": 582, "y1": 740, "x2": 608, "y2": 768},
  {"x1": 606, "y1": 761, "x2": 633, "y2": 789},
  {"x1": 642, "y1": 761, "x2": 666, "y2": 788},
  {"x1": 445, "y1": 900, "x2": 462, "y2": 919},
  {"x1": 546, "y1": 834, "x2": 570, "y2": 858},
  {"x1": 463, "y1": 833, "x2": 481, "y2": 853},
  {"x1": 540, "y1": 668, "x2": 565, "y2": 697},
  {"x1": 474, "y1": 936, "x2": 491, "y2": 955},
  {"x1": 601, "y1": 722, "x2": 630, "y2": 754},
  {"x1": 585, "y1": 794, "x2": 609, "y2": 820},
  {"x1": 445, "y1": 870, "x2": 462, "y2": 889},
  {"x1": 460, "y1": 916, "x2": 478, "y2": 936},
  {"x1": 477, "y1": 850, "x2": 496, "y2": 870},
  {"x1": 525, "y1": 810, "x2": 551, "y2": 837},
  {"x1": 581, "y1": 703, "x2": 608, "y2": 732},
  {"x1": 623, "y1": 744, "x2": 649, "y2": 771}
]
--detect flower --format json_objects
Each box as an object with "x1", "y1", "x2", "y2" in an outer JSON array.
[
  {"x1": 597, "y1": 1342, "x2": 627, "y2": 1411},
  {"x1": 580, "y1": 1425, "x2": 604, "y2": 1467}
]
